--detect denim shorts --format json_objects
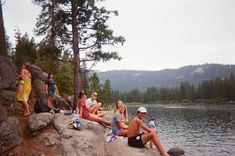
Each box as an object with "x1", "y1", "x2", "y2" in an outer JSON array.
[{"x1": 112, "y1": 127, "x2": 120, "y2": 135}]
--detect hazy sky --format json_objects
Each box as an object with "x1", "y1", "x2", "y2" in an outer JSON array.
[{"x1": 3, "y1": 0, "x2": 235, "y2": 71}]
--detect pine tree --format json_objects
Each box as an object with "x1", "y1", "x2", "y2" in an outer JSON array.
[
  {"x1": 33, "y1": 0, "x2": 125, "y2": 108},
  {"x1": 102, "y1": 79, "x2": 112, "y2": 104},
  {"x1": 13, "y1": 31, "x2": 37, "y2": 69}
]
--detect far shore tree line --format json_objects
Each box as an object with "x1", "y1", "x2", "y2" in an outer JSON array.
[{"x1": 112, "y1": 74, "x2": 235, "y2": 104}]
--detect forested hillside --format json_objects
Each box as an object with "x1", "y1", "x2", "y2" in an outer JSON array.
[{"x1": 97, "y1": 64, "x2": 235, "y2": 91}]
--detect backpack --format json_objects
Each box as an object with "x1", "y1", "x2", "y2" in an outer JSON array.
[
  {"x1": 72, "y1": 117, "x2": 83, "y2": 131},
  {"x1": 34, "y1": 99, "x2": 51, "y2": 113}
]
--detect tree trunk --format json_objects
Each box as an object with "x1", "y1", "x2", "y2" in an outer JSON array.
[
  {"x1": 71, "y1": 0, "x2": 81, "y2": 110},
  {"x1": 0, "y1": 0, "x2": 7, "y2": 56}
]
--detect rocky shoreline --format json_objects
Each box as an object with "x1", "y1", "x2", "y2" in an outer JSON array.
[{"x1": 0, "y1": 56, "x2": 184, "y2": 156}]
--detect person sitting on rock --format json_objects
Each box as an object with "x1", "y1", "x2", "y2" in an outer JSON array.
[
  {"x1": 111, "y1": 100, "x2": 129, "y2": 137},
  {"x1": 113, "y1": 99, "x2": 124, "y2": 113},
  {"x1": 86, "y1": 91, "x2": 106, "y2": 117},
  {"x1": 127, "y1": 107, "x2": 169, "y2": 156},
  {"x1": 78, "y1": 91, "x2": 111, "y2": 126}
]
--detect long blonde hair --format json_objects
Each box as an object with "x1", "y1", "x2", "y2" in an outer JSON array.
[
  {"x1": 114, "y1": 100, "x2": 128, "y2": 122},
  {"x1": 122, "y1": 104, "x2": 129, "y2": 122}
]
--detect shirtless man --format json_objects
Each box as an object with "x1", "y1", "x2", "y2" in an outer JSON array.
[
  {"x1": 127, "y1": 107, "x2": 169, "y2": 156},
  {"x1": 86, "y1": 91, "x2": 106, "y2": 116}
]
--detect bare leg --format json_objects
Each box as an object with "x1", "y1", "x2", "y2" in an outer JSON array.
[
  {"x1": 118, "y1": 129, "x2": 128, "y2": 137},
  {"x1": 141, "y1": 131, "x2": 169, "y2": 156},
  {"x1": 90, "y1": 103, "x2": 101, "y2": 114},
  {"x1": 88, "y1": 113, "x2": 111, "y2": 126},
  {"x1": 22, "y1": 101, "x2": 30, "y2": 117},
  {"x1": 47, "y1": 96, "x2": 54, "y2": 108},
  {"x1": 97, "y1": 111, "x2": 108, "y2": 117}
]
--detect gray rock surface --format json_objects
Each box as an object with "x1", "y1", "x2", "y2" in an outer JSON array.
[
  {"x1": 0, "y1": 90, "x2": 16, "y2": 102},
  {"x1": 52, "y1": 114, "x2": 105, "y2": 156},
  {"x1": 0, "y1": 56, "x2": 17, "y2": 90},
  {"x1": 167, "y1": 147, "x2": 185, "y2": 156},
  {"x1": 53, "y1": 95, "x2": 72, "y2": 110},
  {"x1": 50, "y1": 113, "x2": 161, "y2": 156},
  {"x1": 28, "y1": 64, "x2": 47, "y2": 81},
  {"x1": 104, "y1": 130, "x2": 160, "y2": 156},
  {"x1": 0, "y1": 104, "x2": 7, "y2": 124},
  {"x1": 0, "y1": 117, "x2": 21, "y2": 153},
  {"x1": 28, "y1": 113, "x2": 54, "y2": 132}
]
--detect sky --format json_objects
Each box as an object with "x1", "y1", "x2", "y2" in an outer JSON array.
[{"x1": 2, "y1": 0, "x2": 235, "y2": 71}]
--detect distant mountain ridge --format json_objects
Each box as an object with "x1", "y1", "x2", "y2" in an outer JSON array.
[{"x1": 97, "y1": 64, "x2": 235, "y2": 91}]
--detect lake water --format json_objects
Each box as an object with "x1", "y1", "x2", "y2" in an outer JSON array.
[{"x1": 127, "y1": 104, "x2": 235, "y2": 156}]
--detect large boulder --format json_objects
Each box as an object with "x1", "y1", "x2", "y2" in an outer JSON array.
[
  {"x1": 53, "y1": 96, "x2": 72, "y2": 110},
  {"x1": 0, "y1": 56, "x2": 17, "y2": 90},
  {"x1": 51, "y1": 113, "x2": 163, "y2": 156},
  {"x1": 0, "y1": 104, "x2": 7, "y2": 125},
  {"x1": 52, "y1": 114, "x2": 106, "y2": 156},
  {"x1": 32, "y1": 79, "x2": 47, "y2": 100},
  {"x1": 28, "y1": 64, "x2": 47, "y2": 81},
  {"x1": 28, "y1": 113, "x2": 54, "y2": 133},
  {"x1": 0, "y1": 117, "x2": 21, "y2": 153},
  {"x1": 105, "y1": 137, "x2": 160, "y2": 156},
  {"x1": 0, "y1": 90, "x2": 16, "y2": 102}
]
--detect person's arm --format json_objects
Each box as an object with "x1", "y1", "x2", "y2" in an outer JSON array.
[
  {"x1": 21, "y1": 69, "x2": 31, "y2": 78},
  {"x1": 55, "y1": 84, "x2": 59, "y2": 96},
  {"x1": 79, "y1": 101, "x2": 83, "y2": 118},
  {"x1": 137, "y1": 118, "x2": 152, "y2": 133},
  {"x1": 20, "y1": 69, "x2": 25, "y2": 77},
  {"x1": 117, "y1": 121, "x2": 128, "y2": 129},
  {"x1": 115, "y1": 114, "x2": 128, "y2": 129},
  {"x1": 45, "y1": 81, "x2": 49, "y2": 95}
]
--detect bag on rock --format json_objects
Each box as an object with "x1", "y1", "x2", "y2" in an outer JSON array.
[{"x1": 34, "y1": 99, "x2": 51, "y2": 113}]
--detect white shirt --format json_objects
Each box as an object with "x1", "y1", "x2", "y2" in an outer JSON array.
[{"x1": 86, "y1": 98, "x2": 97, "y2": 108}]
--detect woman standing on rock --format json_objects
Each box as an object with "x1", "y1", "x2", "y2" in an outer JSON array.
[
  {"x1": 78, "y1": 91, "x2": 111, "y2": 126},
  {"x1": 16, "y1": 63, "x2": 32, "y2": 117},
  {"x1": 111, "y1": 100, "x2": 129, "y2": 136},
  {"x1": 45, "y1": 73, "x2": 59, "y2": 108}
]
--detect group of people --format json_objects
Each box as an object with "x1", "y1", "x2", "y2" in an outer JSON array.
[
  {"x1": 78, "y1": 91, "x2": 169, "y2": 156},
  {"x1": 16, "y1": 63, "x2": 59, "y2": 116},
  {"x1": 16, "y1": 63, "x2": 168, "y2": 156}
]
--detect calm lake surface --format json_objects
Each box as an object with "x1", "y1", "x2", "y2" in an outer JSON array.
[{"x1": 127, "y1": 104, "x2": 235, "y2": 156}]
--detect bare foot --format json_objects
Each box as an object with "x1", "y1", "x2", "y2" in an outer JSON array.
[{"x1": 23, "y1": 112, "x2": 30, "y2": 117}]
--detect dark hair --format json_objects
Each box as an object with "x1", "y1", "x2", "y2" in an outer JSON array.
[
  {"x1": 48, "y1": 73, "x2": 53, "y2": 79},
  {"x1": 24, "y1": 63, "x2": 30, "y2": 69},
  {"x1": 78, "y1": 90, "x2": 86, "y2": 98}
]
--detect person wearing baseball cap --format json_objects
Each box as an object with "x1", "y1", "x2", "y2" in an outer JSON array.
[
  {"x1": 127, "y1": 106, "x2": 169, "y2": 156},
  {"x1": 137, "y1": 106, "x2": 147, "y2": 113}
]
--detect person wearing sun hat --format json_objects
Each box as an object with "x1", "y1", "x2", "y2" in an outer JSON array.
[{"x1": 127, "y1": 106, "x2": 169, "y2": 156}]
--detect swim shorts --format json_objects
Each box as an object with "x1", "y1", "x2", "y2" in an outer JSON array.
[{"x1": 128, "y1": 133, "x2": 145, "y2": 148}]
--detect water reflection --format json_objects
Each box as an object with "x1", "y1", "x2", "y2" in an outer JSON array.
[{"x1": 127, "y1": 105, "x2": 235, "y2": 156}]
